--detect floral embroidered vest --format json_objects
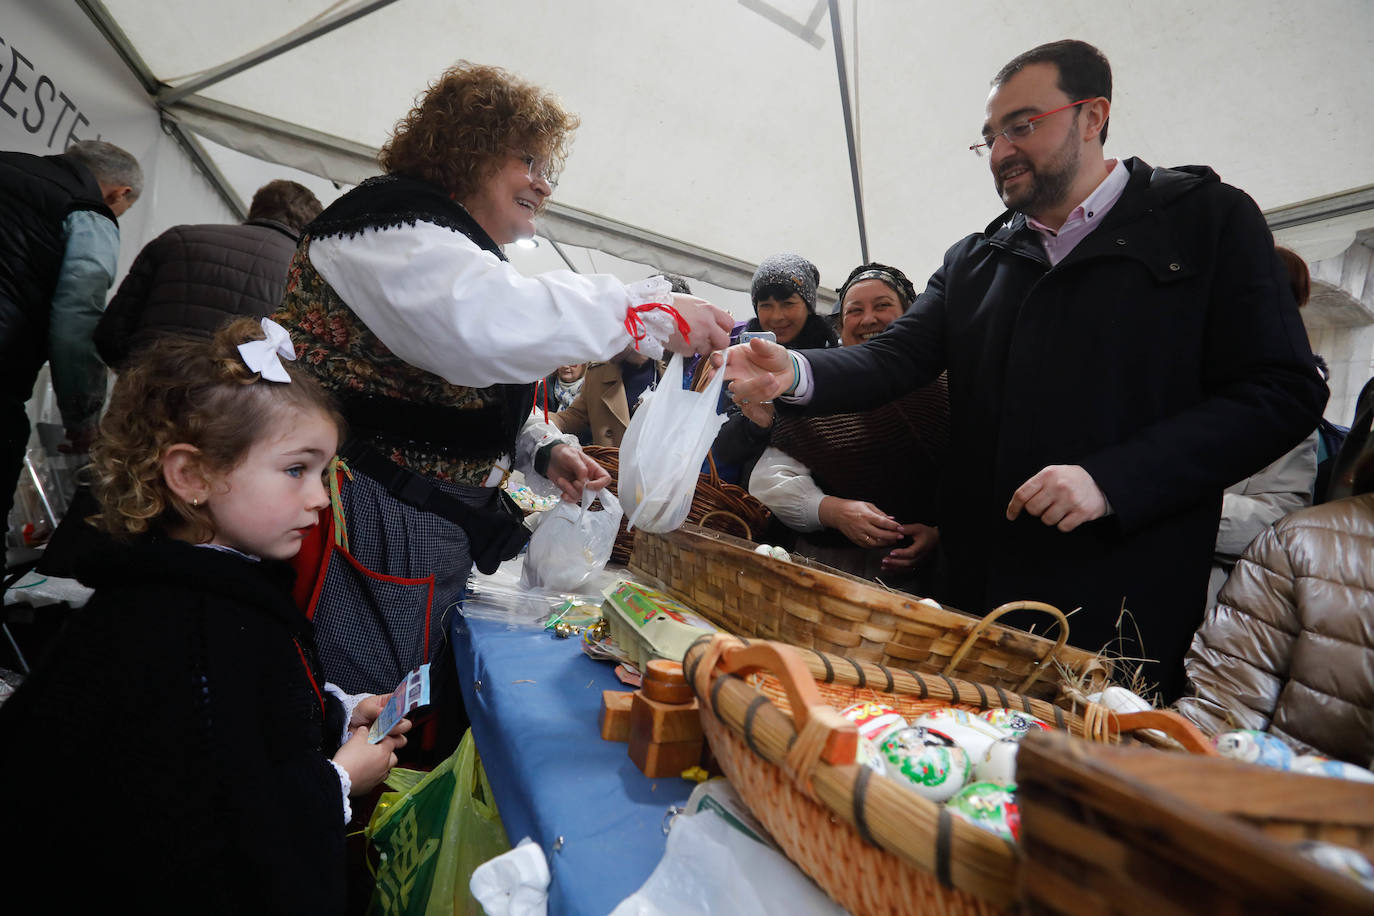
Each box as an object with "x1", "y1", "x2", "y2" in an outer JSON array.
[{"x1": 274, "y1": 175, "x2": 533, "y2": 484}]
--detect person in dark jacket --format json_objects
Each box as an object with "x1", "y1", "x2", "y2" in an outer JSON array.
[
  {"x1": 94, "y1": 179, "x2": 323, "y2": 368},
  {"x1": 722, "y1": 40, "x2": 1326, "y2": 700},
  {"x1": 711, "y1": 253, "x2": 838, "y2": 484},
  {"x1": 0, "y1": 139, "x2": 141, "y2": 539},
  {"x1": 0, "y1": 319, "x2": 408, "y2": 913}
]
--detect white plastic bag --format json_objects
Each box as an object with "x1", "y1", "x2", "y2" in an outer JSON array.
[
  {"x1": 520, "y1": 488, "x2": 622, "y2": 591},
  {"x1": 618, "y1": 351, "x2": 728, "y2": 533},
  {"x1": 609, "y1": 808, "x2": 847, "y2": 916}
]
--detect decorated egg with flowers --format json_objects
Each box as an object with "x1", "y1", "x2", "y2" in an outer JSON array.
[
  {"x1": 980, "y1": 708, "x2": 1050, "y2": 740},
  {"x1": 1213, "y1": 730, "x2": 1294, "y2": 770},
  {"x1": 840, "y1": 701, "x2": 909, "y2": 747},
  {"x1": 1291, "y1": 754, "x2": 1374, "y2": 784},
  {"x1": 946, "y1": 782, "x2": 1021, "y2": 841},
  {"x1": 879, "y1": 726, "x2": 972, "y2": 802},
  {"x1": 913, "y1": 707, "x2": 1006, "y2": 760}
]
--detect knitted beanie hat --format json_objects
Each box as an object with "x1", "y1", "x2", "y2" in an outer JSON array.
[{"x1": 751, "y1": 253, "x2": 820, "y2": 313}]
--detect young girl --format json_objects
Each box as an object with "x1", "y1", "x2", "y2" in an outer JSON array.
[{"x1": 0, "y1": 318, "x2": 408, "y2": 914}]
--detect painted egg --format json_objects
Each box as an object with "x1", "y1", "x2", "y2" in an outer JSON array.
[
  {"x1": 769, "y1": 546, "x2": 791, "y2": 561},
  {"x1": 914, "y1": 708, "x2": 1006, "y2": 760},
  {"x1": 854, "y1": 736, "x2": 888, "y2": 777},
  {"x1": 840, "y1": 702, "x2": 910, "y2": 746},
  {"x1": 946, "y1": 782, "x2": 1021, "y2": 841},
  {"x1": 1292, "y1": 755, "x2": 1374, "y2": 784},
  {"x1": 980, "y1": 708, "x2": 1050, "y2": 739},
  {"x1": 978, "y1": 737, "x2": 1021, "y2": 785},
  {"x1": 753, "y1": 544, "x2": 772, "y2": 556},
  {"x1": 1294, "y1": 841, "x2": 1374, "y2": 892},
  {"x1": 879, "y1": 726, "x2": 972, "y2": 802},
  {"x1": 1213, "y1": 730, "x2": 1294, "y2": 770}
]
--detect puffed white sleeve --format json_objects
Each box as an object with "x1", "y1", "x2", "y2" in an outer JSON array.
[
  {"x1": 309, "y1": 222, "x2": 676, "y2": 386},
  {"x1": 749, "y1": 446, "x2": 825, "y2": 532}
]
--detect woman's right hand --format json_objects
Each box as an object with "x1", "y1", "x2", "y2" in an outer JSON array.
[
  {"x1": 818, "y1": 496, "x2": 903, "y2": 548},
  {"x1": 333, "y1": 721, "x2": 412, "y2": 795},
  {"x1": 666, "y1": 294, "x2": 734, "y2": 355}
]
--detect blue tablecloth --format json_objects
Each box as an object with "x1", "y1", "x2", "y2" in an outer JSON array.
[{"x1": 451, "y1": 609, "x2": 691, "y2": 916}]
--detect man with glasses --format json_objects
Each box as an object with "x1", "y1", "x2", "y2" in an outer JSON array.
[{"x1": 722, "y1": 39, "x2": 1325, "y2": 700}]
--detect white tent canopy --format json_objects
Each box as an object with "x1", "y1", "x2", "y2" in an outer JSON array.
[{"x1": 70, "y1": 0, "x2": 1374, "y2": 304}]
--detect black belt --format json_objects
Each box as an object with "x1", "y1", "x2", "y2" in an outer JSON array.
[{"x1": 340, "y1": 440, "x2": 529, "y2": 575}]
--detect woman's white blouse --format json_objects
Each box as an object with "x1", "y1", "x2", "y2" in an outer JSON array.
[
  {"x1": 749, "y1": 446, "x2": 826, "y2": 532},
  {"x1": 310, "y1": 221, "x2": 675, "y2": 387}
]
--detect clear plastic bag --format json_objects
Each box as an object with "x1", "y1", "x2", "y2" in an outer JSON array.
[
  {"x1": 520, "y1": 487, "x2": 623, "y2": 591},
  {"x1": 618, "y1": 351, "x2": 728, "y2": 533}
]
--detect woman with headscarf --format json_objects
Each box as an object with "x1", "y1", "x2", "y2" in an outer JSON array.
[
  {"x1": 749, "y1": 263, "x2": 950, "y2": 592},
  {"x1": 274, "y1": 62, "x2": 733, "y2": 694},
  {"x1": 709, "y1": 253, "x2": 838, "y2": 484}
]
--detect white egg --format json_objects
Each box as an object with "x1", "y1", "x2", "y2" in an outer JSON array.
[{"x1": 978, "y1": 737, "x2": 1021, "y2": 784}]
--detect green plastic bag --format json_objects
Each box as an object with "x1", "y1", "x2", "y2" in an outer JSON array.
[{"x1": 367, "y1": 729, "x2": 510, "y2": 916}]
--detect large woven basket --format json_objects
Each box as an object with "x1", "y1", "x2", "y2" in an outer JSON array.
[
  {"x1": 583, "y1": 446, "x2": 770, "y2": 566},
  {"x1": 1016, "y1": 730, "x2": 1374, "y2": 914},
  {"x1": 635, "y1": 524, "x2": 1108, "y2": 701},
  {"x1": 684, "y1": 635, "x2": 1206, "y2": 916}
]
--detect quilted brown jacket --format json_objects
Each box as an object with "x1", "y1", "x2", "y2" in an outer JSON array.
[{"x1": 1177, "y1": 493, "x2": 1374, "y2": 765}]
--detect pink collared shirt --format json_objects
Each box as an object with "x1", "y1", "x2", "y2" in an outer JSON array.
[{"x1": 1027, "y1": 159, "x2": 1128, "y2": 265}]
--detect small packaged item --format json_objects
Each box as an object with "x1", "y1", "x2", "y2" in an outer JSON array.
[{"x1": 369, "y1": 664, "x2": 431, "y2": 743}]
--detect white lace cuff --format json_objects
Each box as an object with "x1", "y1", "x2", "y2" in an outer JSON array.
[
  {"x1": 329, "y1": 759, "x2": 354, "y2": 824},
  {"x1": 325, "y1": 683, "x2": 373, "y2": 746},
  {"x1": 623, "y1": 276, "x2": 677, "y2": 360}
]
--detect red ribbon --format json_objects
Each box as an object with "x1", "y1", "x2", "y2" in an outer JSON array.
[{"x1": 624, "y1": 302, "x2": 690, "y2": 351}]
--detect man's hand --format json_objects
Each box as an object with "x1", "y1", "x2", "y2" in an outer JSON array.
[
  {"x1": 546, "y1": 443, "x2": 611, "y2": 502},
  {"x1": 665, "y1": 294, "x2": 734, "y2": 356},
  {"x1": 818, "y1": 497, "x2": 903, "y2": 548},
  {"x1": 712, "y1": 338, "x2": 795, "y2": 407},
  {"x1": 881, "y1": 523, "x2": 940, "y2": 573},
  {"x1": 1006, "y1": 465, "x2": 1108, "y2": 532}
]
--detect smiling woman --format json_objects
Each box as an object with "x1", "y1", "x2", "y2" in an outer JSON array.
[
  {"x1": 748, "y1": 262, "x2": 951, "y2": 594},
  {"x1": 271, "y1": 61, "x2": 735, "y2": 698}
]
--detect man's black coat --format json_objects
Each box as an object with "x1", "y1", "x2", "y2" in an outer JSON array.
[{"x1": 803, "y1": 158, "x2": 1327, "y2": 697}]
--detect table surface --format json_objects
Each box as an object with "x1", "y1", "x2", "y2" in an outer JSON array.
[{"x1": 451, "y1": 571, "x2": 692, "y2": 916}]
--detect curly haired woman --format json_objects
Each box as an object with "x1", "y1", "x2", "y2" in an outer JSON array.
[{"x1": 273, "y1": 63, "x2": 733, "y2": 695}]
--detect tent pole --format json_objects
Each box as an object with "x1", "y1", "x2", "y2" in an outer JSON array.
[
  {"x1": 158, "y1": 0, "x2": 402, "y2": 106},
  {"x1": 827, "y1": 0, "x2": 869, "y2": 264},
  {"x1": 74, "y1": 0, "x2": 246, "y2": 219}
]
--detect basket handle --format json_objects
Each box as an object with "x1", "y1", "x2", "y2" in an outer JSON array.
[
  {"x1": 702, "y1": 636, "x2": 858, "y2": 766},
  {"x1": 697, "y1": 508, "x2": 753, "y2": 541},
  {"x1": 1113, "y1": 709, "x2": 1218, "y2": 756},
  {"x1": 942, "y1": 600, "x2": 1070, "y2": 694}
]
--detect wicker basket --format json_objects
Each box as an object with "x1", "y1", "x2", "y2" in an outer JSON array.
[
  {"x1": 635, "y1": 524, "x2": 1108, "y2": 701},
  {"x1": 684, "y1": 634, "x2": 1206, "y2": 916},
  {"x1": 1016, "y1": 730, "x2": 1374, "y2": 915},
  {"x1": 583, "y1": 446, "x2": 770, "y2": 566}
]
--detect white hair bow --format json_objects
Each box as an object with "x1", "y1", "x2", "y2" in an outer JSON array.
[{"x1": 237, "y1": 318, "x2": 297, "y2": 383}]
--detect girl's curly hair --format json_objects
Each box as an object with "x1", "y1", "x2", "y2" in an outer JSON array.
[
  {"x1": 379, "y1": 61, "x2": 580, "y2": 203},
  {"x1": 87, "y1": 318, "x2": 344, "y2": 542}
]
